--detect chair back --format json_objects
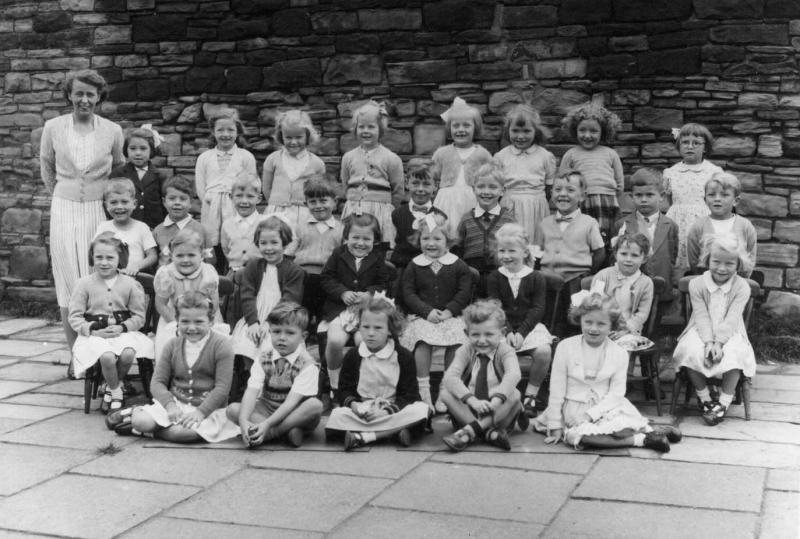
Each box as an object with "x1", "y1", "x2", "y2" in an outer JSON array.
[
  {"x1": 643, "y1": 276, "x2": 666, "y2": 338},
  {"x1": 678, "y1": 275, "x2": 760, "y2": 327},
  {"x1": 134, "y1": 273, "x2": 158, "y2": 333},
  {"x1": 468, "y1": 266, "x2": 481, "y2": 301}
]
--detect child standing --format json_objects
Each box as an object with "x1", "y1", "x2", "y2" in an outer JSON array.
[
  {"x1": 440, "y1": 300, "x2": 526, "y2": 452},
  {"x1": 673, "y1": 234, "x2": 756, "y2": 425},
  {"x1": 687, "y1": 173, "x2": 757, "y2": 278},
  {"x1": 320, "y1": 213, "x2": 394, "y2": 396},
  {"x1": 432, "y1": 97, "x2": 492, "y2": 237},
  {"x1": 400, "y1": 213, "x2": 473, "y2": 411},
  {"x1": 227, "y1": 301, "x2": 323, "y2": 448},
  {"x1": 95, "y1": 178, "x2": 157, "y2": 275},
  {"x1": 69, "y1": 233, "x2": 154, "y2": 412},
  {"x1": 339, "y1": 101, "x2": 404, "y2": 248},
  {"x1": 220, "y1": 173, "x2": 263, "y2": 274},
  {"x1": 533, "y1": 293, "x2": 680, "y2": 452},
  {"x1": 111, "y1": 125, "x2": 165, "y2": 229},
  {"x1": 152, "y1": 176, "x2": 210, "y2": 267},
  {"x1": 664, "y1": 123, "x2": 722, "y2": 275},
  {"x1": 558, "y1": 103, "x2": 624, "y2": 242},
  {"x1": 493, "y1": 104, "x2": 557, "y2": 235},
  {"x1": 262, "y1": 110, "x2": 326, "y2": 233},
  {"x1": 195, "y1": 108, "x2": 257, "y2": 263},
  {"x1": 326, "y1": 293, "x2": 429, "y2": 450},
  {"x1": 486, "y1": 223, "x2": 553, "y2": 418},
  {"x1": 231, "y1": 216, "x2": 305, "y2": 363}
]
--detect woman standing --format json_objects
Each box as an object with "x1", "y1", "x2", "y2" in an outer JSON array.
[{"x1": 40, "y1": 70, "x2": 124, "y2": 350}]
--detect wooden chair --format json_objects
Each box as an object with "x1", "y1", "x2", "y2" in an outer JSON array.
[{"x1": 669, "y1": 275, "x2": 760, "y2": 420}]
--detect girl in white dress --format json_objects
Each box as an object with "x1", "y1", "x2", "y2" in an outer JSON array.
[
  {"x1": 673, "y1": 233, "x2": 756, "y2": 426},
  {"x1": 533, "y1": 293, "x2": 680, "y2": 452}
]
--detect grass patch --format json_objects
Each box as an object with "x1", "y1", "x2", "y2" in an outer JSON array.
[
  {"x1": 0, "y1": 298, "x2": 60, "y2": 322},
  {"x1": 95, "y1": 442, "x2": 123, "y2": 456},
  {"x1": 749, "y1": 311, "x2": 800, "y2": 364}
]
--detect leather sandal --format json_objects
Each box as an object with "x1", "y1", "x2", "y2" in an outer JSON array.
[{"x1": 442, "y1": 428, "x2": 473, "y2": 452}]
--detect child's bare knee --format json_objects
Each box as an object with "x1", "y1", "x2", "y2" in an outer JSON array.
[
  {"x1": 99, "y1": 352, "x2": 116, "y2": 366},
  {"x1": 226, "y1": 403, "x2": 241, "y2": 423}
]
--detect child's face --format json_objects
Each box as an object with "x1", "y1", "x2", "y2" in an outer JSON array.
[
  {"x1": 581, "y1": 309, "x2": 612, "y2": 347},
  {"x1": 163, "y1": 187, "x2": 191, "y2": 221},
  {"x1": 127, "y1": 137, "x2": 151, "y2": 168},
  {"x1": 709, "y1": 247, "x2": 738, "y2": 285},
  {"x1": 450, "y1": 113, "x2": 475, "y2": 148},
  {"x1": 473, "y1": 176, "x2": 504, "y2": 210},
  {"x1": 177, "y1": 306, "x2": 212, "y2": 342},
  {"x1": 105, "y1": 192, "x2": 135, "y2": 224},
  {"x1": 465, "y1": 319, "x2": 504, "y2": 356},
  {"x1": 171, "y1": 243, "x2": 202, "y2": 275},
  {"x1": 231, "y1": 187, "x2": 259, "y2": 217},
  {"x1": 705, "y1": 184, "x2": 738, "y2": 219},
  {"x1": 577, "y1": 119, "x2": 602, "y2": 150},
  {"x1": 420, "y1": 227, "x2": 448, "y2": 259},
  {"x1": 407, "y1": 176, "x2": 436, "y2": 206},
  {"x1": 356, "y1": 113, "x2": 381, "y2": 149},
  {"x1": 269, "y1": 322, "x2": 306, "y2": 357},
  {"x1": 359, "y1": 309, "x2": 391, "y2": 352},
  {"x1": 631, "y1": 184, "x2": 662, "y2": 217},
  {"x1": 257, "y1": 229, "x2": 285, "y2": 265},
  {"x1": 552, "y1": 175, "x2": 584, "y2": 214},
  {"x1": 679, "y1": 134, "x2": 705, "y2": 165},
  {"x1": 615, "y1": 241, "x2": 645, "y2": 277},
  {"x1": 509, "y1": 120, "x2": 536, "y2": 151},
  {"x1": 282, "y1": 125, "x2": 308, "y2": 157},
  {"x1": 93, "y1": 243, "x2": 120, "y2": 278},
  {"x1": 346, "y1": 224, "x2": 375, "y2": 258},
  {"x1": 497, "y1": 238, "x2": 526, "y2": 273},
  {"x1": 306, "y1": 196, "x2": 336, "y2": 222},
  {"x1": 213, "y1": 118, "x2": 238, "y2": 151}
]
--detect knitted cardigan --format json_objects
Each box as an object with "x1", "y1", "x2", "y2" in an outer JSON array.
[
  {"x1": 239, "y1": 257, "x2": 306, "y2": 325},
  {"x1": 431, "y1": 144, "x2": 492, "y2": 189},
  {"x1": 338, "y1": 342, "x2": 420, "y2": 413}
]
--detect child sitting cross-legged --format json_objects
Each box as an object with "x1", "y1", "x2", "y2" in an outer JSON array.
[
  {"x1": 325, "y1": 292, "x2": 430, "y2": 450},
  {"x1": 227, "y1": 301, "x2": 323, "y2": 447}
]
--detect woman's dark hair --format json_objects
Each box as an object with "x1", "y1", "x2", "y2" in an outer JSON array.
[{"x1": 62, "y1": 69, "x2": 109, "y2": 103}]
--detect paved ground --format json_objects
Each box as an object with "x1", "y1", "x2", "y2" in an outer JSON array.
[{"x1": 0, "y1": 316, "x2": 798, "y2": 538}]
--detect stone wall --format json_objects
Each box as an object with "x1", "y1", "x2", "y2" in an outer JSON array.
[{"x1": 2, "y1": 0, "x2": 800, "y2": 303}]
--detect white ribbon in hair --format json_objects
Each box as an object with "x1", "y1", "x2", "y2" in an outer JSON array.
[
  {"x1": 440, "y1": 96, "x2": 473, "y2": 123},
  {"x1": 670, "y1": 127, "x2": 681, "y2": 141},
  {"x1": 412, "y1": 213, "x2": 439, "y2": 233},
  {"x1": 372, "y1": 290, "x2": 395, "y2": 307},
  {"x1": 141, "y1": 123, "x2": 164, "y2": 148}
]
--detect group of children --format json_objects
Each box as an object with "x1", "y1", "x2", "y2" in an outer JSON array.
[{"x1": 67, "y1": 98, "x2": 759, "y2": 453}]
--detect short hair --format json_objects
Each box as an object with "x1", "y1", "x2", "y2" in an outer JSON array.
[
  {"x1": 266, "y1": 301, "x2": 309, "y2": 330},
  {"x1": 698, "y1": 232, "x2": 753, "y2": 275},
  {"x1": 359, "y1": 292, "x2": 406, "y2": 340},
  {"x1": 351, "y1": 101, "x2": 389, "y2": 137},
  {"x1": 462, "y1": 299, "x2": 507, "y2": 330},
  {"x1": 561, "y1": 103, "x2": 622, "y2": 144},
  {"x1": 231, "y1": 171, "x2": 261, "y2": 193},
  {"x1": 169, "y1": 228, "x2": 204, "y2": 253},
  {"x1": 406, "y1": 157, "x2": 435, "y2": 185},
  {"x1": 443, "y1": 98, "x2": 483, "y2": 140},
  {"x1": 162, "y1": 175, "x2": 195, "y2": 198},
  {"x1": 275, "y1": 109, "x2": 319, "y2": 146},
  {"x1": 303, "y1": 176, "x2": 339, "y2": 200},
  {"x1": 408, "y1": 210, "x2": 454, "y2": 247},
  {"x1": 629, "y1": 168, "x2": 664, "y2": 191},
  {"x1": 208, "y1": 107, "x2": 245, "y2": 135},
  {"x1": 554, "y1": 168, "x2": 587, "y2": 192},
  {"x1": 123, "y1": 127, "x2": 158, "y2": 158},
  {"x1": 615, "y1": 232, "x2": 650, "y2": 258},
  {"x1": 568, "y1": 292, "x2": 622, "y2": 330},
  {"x1": 175, "y1": 290, "x2": 214, "y2": 320},
  {"x1": 254, "y1": 215, "x2": 293, "y2": 246},
  {"x1": 343, "y1": 213, "x2": 382, "y2": 244},
  {"x1": 88, "y1": 231, "x2": 129, "y2": 270},
  {"x1": 494, "y1": 223, "x2": 533, "y2": 266},
  {"x1": 472, "y1": 159, "x2": 506, "y2": 188},
  {"x1": 104, "y1": 177, "x2": 137, "y2": 200},
  {"x1": 674, "y1": 122, "x2": 714, "y2": 152},
  {"x1": 706, "y1": 171, "x2": 742, "y2": 197},
  {"x1": 503, "y1": 104, "x2": 549, "y2": 145},
  {"x1": 62, "y1": 69, "x2": 109, "y2": 102}
]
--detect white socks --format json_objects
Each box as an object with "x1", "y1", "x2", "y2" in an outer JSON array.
[
  {"x1": 418, "y1": 376, "x2": 432, "y2": 407},
  {"x1": 110, "y1": 385, "x2": 123, "y2": 399},
  {"x1": 361, "y1": 432, "x2": 377, "y2": 444},
  {"x1": 719, "y1": 392, "x2": 734, "y2": 408},
  {"x1": 696, "y1": 387, "x2": 711, "y2": 403},
  {"x1": 526, "y1": 385, "x2": 540, "y2": 398},
  {"x1": 632, "y1": 433, "x2": 646, "y2": 447},
  {"x1": 328, "y1": 368, "x2": 340, "y2": 390}
]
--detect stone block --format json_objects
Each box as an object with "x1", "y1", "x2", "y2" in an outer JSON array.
[
  {"x1": 761, "y1": 491, "x2": 800, "y2": 539},
  {"x1": 759, "y1": 134, "x2": 784, "y2": 157},
  {"x1": 488, "y1": 91, "x2": 525, "y2": 114},
  {"x1": 323, "y1": 55, "x2": 382, "y2": 85},
  {"x1": 3, "y1": 73, "x2": 30, "y2": 94},
  {"x1": 758, "y1": 243, "x2": 799, "y2": 267},
  {"x1": 358, "y1": 9, "x2": 421, "y2": 31},
  {"x1": 311, "y1": 11, "x2": 357, "y2": 33},
  {"x1": 458, "y1": 61, "x2": 520, "y2": 81},
  {"x1": 184, "y1": 65, "x2": 225, "y2": 93},
  {"x1": 612, "y1": 89, "x2": 651, "y2": 106},
  {"x1": 272, "y1": 9, "x2": 310, "y2": 36},
  {"x1": 381, "y1": 128, "x2": 412, "y2": 155},
  {"x1": 710, "y1": 24, "x2": 789, "y2": 45},
  {"x1": 533, "y1": 58, "x2": 586, "y2": 79},
  {"x1": 132, "y1": 15, "x2": 187, "y2": 42},
  {"x1": 749, "y1": 217, "x2": 772, "y2": 240},
  {"x1": 712, "y1": 136, "x2": 756, "y2": 157},
  {"x1": 587, "y1": 53, "x2": 636, "y2": 78},
  {"x1": 765, "y1": 0, "x2": 800, "y2": 17},
  {"x1": 4, "y1": 286, "x2": 57, "y2": 304},
  {"x1": 756, "y1": 266, "x2": 783, "y2": 288},
  {"x1": 177, "y1": 103, "x2": 202, "y2": 123},
  {"x1": 386, "y1": 60, "x2": 456, "y2": 84},
  {"x1": 787, "y1": 268, "x2": 800, "y2": 289},
  {"x1": 1, "y1": 208, "x2": 41, "y2": 234},
  {"x1": 792, "y1": 192, "x2": 800, "y2": 216},
  {"x1": 763, "y1": 290, "x2": 800, "y2": 315},
  {"x1": 413, "y1": 123, "x2": 446, "y2": 155},
  {"x1": 32, "y1": 10, "x2": 72, "y2": 33},
  {"x1": 9, "y1": 246, "x2": 48, "y2": 280},
  {"x1": 503, "y1": 6, "x2": 558, "y2": 28},
  {"x1": 695, "y1": 0, "x2": 764, "y2": 18},
  {"x1": 739, "y1": 92, "x2": 778, "y2": 109},
  {"x1": 641, "y1": 142, "x2": 680, "y2": 159},
  {"x1": 60, "y1": 0, "x2": 95, "y2": 10},
  {"x1": 613, "y1": 0, "x2": 693, "y2": 21},
  {"x1": 559, "y1": 0, "x2": 612, "y2": 23},
  {"x1": 225, "y1": 66, "x2": 262, "y2": 93},
  {"x1": 735, "y1": 170, "x2": 762, "y2": 191},
  {"x1": 633, "y1": 107, "x2": 683, "y2": 131},
  {"x1": 416, "y1": 100, "x2": 447, "y2": 117},
  {"x1": 423, "y1": 0, "x2": 494, "y2": 32},
  {"x1": 609, "y1": 35, "x2": 648, "y2": 52},
  {"x1": 469, "y1": 44, "x2": 507, "y2": 62},
  {"x1": 263, "y1": 58, "x2": 321, "y2": 88},
  {"x1": 94, "y1": 25, "x2": 131, "y2": 45},
  {"x1": 639, "y1": 47, "x2": 701, "y2": 75},
  {"x1": 781, "y1": 95, "x2": 800, "y2": 108},
  {"x1": 0, "y1": 444, "x2": 91, "y2": 497},
  {"x1": 114, "y1": 54, "x2": 148, "y2": 68},
  {"x1": 739, "y1": 193, "x2": 788, "y2": 217},
  {"x1": 0, "y1": 113, "x2": 44, "y2": 128}
]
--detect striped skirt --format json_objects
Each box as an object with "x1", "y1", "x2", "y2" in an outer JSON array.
[
  {"x1": 50, "y1": 197, "x2": 106, "y2": 307},
  {"x1": 582, "y1": 194, "x2": 619, "y2": 244}
]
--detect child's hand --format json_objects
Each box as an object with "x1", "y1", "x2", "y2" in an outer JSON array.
[
  {"x1": 364, "y1": 407, "x2": 389, "y2": 422},
  {"x1": 165, "y1": 403, "x2": 181, "y2": 424},
  {"x1": 120, "y1": 267, "x2": 139, "y2": 277},
  {"x1": 248, "y1": 420, "x2": 270, "y2": 446},
  {"x1": 240, "y1": 421, "x2": 253, "y2": 445},
  {"x1": 544, "y1": 428, "x2": 562, "y2": 445},
  {"x1": 711, "y1": 342, "x2": 724, "y2": 363},
  {"x1": 703, "y1": 342, "x2": 715, "y2": 368},
  {"x1": 246, "y1": 323, "x2": 261, "y2": 342},
  {"x1": 427, "y1": 309, "x2": 442, "y2": 323},
  {"x1": 439, "y1": 309, "x2": 453, "y2": 321},
  {"x1": 467, "y1": 396, "x2": 493, "y2": 416},
  {"x1": 507, "y1": 332, "x2": 523, "y2": 349},
  {"x1": 179, "y1": 409, "x2": 204, "y2": 429},
  {"x1": 342, "y1": 291, "x2": 360, "y2": 305}
]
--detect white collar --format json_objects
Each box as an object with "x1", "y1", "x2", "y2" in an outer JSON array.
[
  {"x1": 615, "y1": 268, "x2": 642, "y2": 284},
  {"x1": 636, "y1": 211, "x2": 658, "y2": 224},
  {"x1": 185, "y1": 333, "x2": 210, "y2": 350},
  {"x1": 235, "y1": 211, "x2": 261, "y2": 224},
  {"x1": 135, "y1": 164, "x2": 148, "y2": 171},
  {"x1": 498, "y1": 266, "x2": 533, "y2": 280},
  {"x1": 412, "y1": 252, "x2": 458, "y2": 266},
  {"x1": 267, "y1": 343, "x2": 304, "y2": 365},
  {"x1": 308, "y1": 216, "x2": 337, "y2": 228},
  {"x1": 474, "y1": 205, "x2": 501, "y2": 218},
  {"x1": 163, "y1": 215, "x2": 192, "y2": 229},
  {"x1": 556, "y1": 208, "x2": 581, "y2": 220},
  {"x1": 703, "y1": 271, "x2": 734, "y2": 294},
  {"x1": 674, "y1": 160, "x2": 711, "y2": 172},
  {"x1": 216, "y1": 145, "x2": 237, "y2": 156},
  {"x1": 169, "y1": 264, "x2": 202, "y2": 281},
  {"x1": 410, "y1": 201, "x2": 432, "y2": 211},
  {"x1": 511, "y1": 145, "x2": 536, "y2": 156},
  {"x1": 358, "y1": 339, "x2": 395, "y2": 360}
]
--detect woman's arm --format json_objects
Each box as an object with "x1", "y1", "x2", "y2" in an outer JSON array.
[
  {"x1": 39, "y1": 121, "x2": 56, "y2": 194},
  {"x1": 194, "y1": 153, "x2": 207, "y2": 201},
  {"x1": 111, "y1": 124, "x2": 125, "y2": 169}
]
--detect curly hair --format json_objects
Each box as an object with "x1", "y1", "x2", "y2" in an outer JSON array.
[
  {"x1": 462, "y1": 299, "x2": 507, "y2": 331},
  {"x1": 561, "y1": 103, "x2": 622, "y2": 144},
  {"x1": 494, "y1": 223, "x2": 533, "y2": 266},
  {"x1": 62, "y1": 69, "x2": 109, "y2": 102},
  {"x1": 706, "y1": 171, "x2": 742, "y2": 197},
  {"x1": 275, "y1": 109, "x2": 319, "y2": 147},
  {"x1": 472, "y1": 159, "x2": 506, "y2": 188},
  {"x1": 503, "y1": 104, "x2": 549, "y2": 146},
  {"x1": 359, "y1": 292, "x2": 406, "y2": 340},
  {"x1": 568, "y1": 292, "x2": 622, "y2": 330}
]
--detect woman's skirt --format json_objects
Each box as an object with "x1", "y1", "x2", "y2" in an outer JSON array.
[
  {"x1": 154, "y1": 318, "x2": 230, "y2": 363},
  {"x1": 582, "y1": 194, "x2": 619, "y2": 243},
  {"x1": 399, "y1": 315, "x2": 468, "y2": 351},
  {"x1": 72, "y1": 331, "x2": 155, "y2": 378},
  {"x1": 518, "y1": 323, "x2": 554, "y2": 353},
  {"x1": 139, "y1": 397, "x2": 239, "y2": 442},
  {"x1": 325, "y1": 400, "x2": 429, "y2": 432},
  {"x1": 341, "y1": 200, "x2": 396, "y2": 247},
  {"x1": 50, "y1": 197, "x2": 106, "y2": 307},
  {"x1": 505, "y1": 192, "x2": 550, "y2": 240},
  {"x1": 673, "y1": 328, "x2": 756, "y2": 378},
  {"x1": 201, "y1": 191, "x2": 235, "y2": 246},
  {"x1": 434, "y1": 185, "x2": 475, "y2": 237}
]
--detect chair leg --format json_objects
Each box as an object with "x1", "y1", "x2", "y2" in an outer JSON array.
[
  {"x1": 84, "y1": 367, "x2": 93, "y2": 414},
  {"x1": 645, "y1": 353, "x2": 662, "y2": 416},
  {"x1": 670, "y1": 369, "x2": 682, "y2": 416},
  {"x1": 742, "y1": 378, "x2": 752, "y2": 421},
  {"x1": 137, "y1": 358, "x2": 154, "y2": 400}
]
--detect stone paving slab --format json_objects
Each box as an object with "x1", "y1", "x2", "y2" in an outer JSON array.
[
  {"x1": 0, "y1": 418, "x2": 36, "y2": 434},
  {"x1": 168, "y1": 468, "x2": 392, "y2": 533},
  {"x1": 542, "y1": 499, "x2": 757, "y2": 539},
  {"x1": 2, "y1": 391, "x2": 84, "y2": 409},
  {"x1": 0, "y1": 318, "x2": 48, "y2": 337},
  {"x1": 30, "y1": 379, "x2": 83, "y2": 396},
  {"x1": 0, "y1": 410, "x2": 140, "y2": 450},
  {"x1": 11, "y1": 324, "x2": 67, "y2": 342},
  {"x1": 752, "y1": 374, "x2": 800, "y2": 390},
  {"x1": 676, "y1": 401, "x2": 800, "y2": 423},
  {"x1": 781, "y1": 365, "x2": 800, "y2": 375},
  {"x1": 760, "y1": 490, "x2": 800, "y2": 539},
  {"x1": 0, "y1": 358, "x2": 19, "y2": 368},
  {"x1": 574, "y1": 458, "x2": 764, "y2": 512},
  {"x1": 72, "y1": 444, "x2": 249, "y2": 487},
  {"x1": 0, "y1": 402, "x2": 70, "y2": 420},
  {"x1": 0, "y1": 340, "x2": 65, "y2": 357},
  {"x1": 677, "y1": 417, "x2": 800, "y2": 444},
  {"x1": 0, "y1": 381, "x2": 43, "y2": 399},
  {"x1": 328, "y1": 507, "x2": 545, "y2": 539},
  {"x1": 123, "y1": 518, "x2": 323, "y2": 539},
  {"x1": 0, "y1": 362, "x2": 68, "y2": 384},
  {"x1": 663, "y1": 437, "x2": 800, "y2": 469},
  {"x1": 0, "y1": 442, "x2": 94, "y2": 496},
  {"x1": 431, "y1": 450, "x2": 598, "y2": 475},
  {"x1": 373, "y1": 461, "x2": 579, "y2": 524},
  {"x1": 0, "y1": 474, "x2": 197, "y2": 538},
  {"x1": 750, "y1": 388, "x2": 800, "y2": 405},
  {"x1": 26, "y1": 348, "x2": 70, "y2": 364},
  {"x1": 767, "y1": 469, "x2": 800, "y2": 492},
  {"x1": 0, "y1": 531, "x2": 53, "y2": 538}
]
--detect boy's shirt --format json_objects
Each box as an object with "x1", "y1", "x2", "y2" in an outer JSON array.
[
  {"x1": 456, "y1": 205, "x2": 516, "y2": 269},
  {"x1": 152, "y1": 215, "x2": 210, "y2": 266},
  {"x1": 94, "y1": 218, "x2": 156, "y2": 272},
  {"x1": 534, "y1": 210, "x2": 604, "y2": 281},
  {"x1": 612, "y1": 211, "x2": 678, "y2": 300},
  {"x1": 248, "y1": 344, "x2": 319, "y2": 407},
  {"x1": 220, "y1": 210, "x2": 263, "y2": 272},
  {"x1": 289, "y1": 215, "x2": 343, "y2": 273}
]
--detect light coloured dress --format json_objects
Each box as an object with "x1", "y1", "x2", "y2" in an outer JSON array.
[
  {"x1": 664, "y1": 159, "x2": 723, "y2": 272},
  {"x1": 432, "y1": 144, "x2": 493, "y2": 237},
  {"x1": 231, "y1": 264, "x2": 282, "y2": 359},
  {"x1": 494, "y1": 145, "x2": 556, "y2": 237},
  {"x1": 263, "y1": 148, "x2": 326, "y2": 232}
]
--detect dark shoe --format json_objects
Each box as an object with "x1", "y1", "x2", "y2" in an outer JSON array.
[
  {"x1": 522, "y1": 394, "x2": 538, "y2": 419},
  {"x1": 655, "y1": 425, "x2": 682, "y2": 443},
  {"x1": 99, "y1": 390, "x2": 112, "y2": 414},
  {"x1": 395, "y1": 428, "x2": 412, "y2": 448},
  {"x1": 703, "y1": 401, "x2": 727, "y2": 426},
  {"x1": 643, "y1": 431, "x2": 670, "y2": 453},
  {"x1": 517, "y1": 410, "x2": 530, "y2": 432},
  {"x1": 105, "y1": 406, "x2": 134, "y2": 431},
  {"x1": 109, "y1": 396, "x2": 124, "y2": 413},
  {"x1": 442, "y1": 429, "x2": 473, "y2": 452},
  {"x1": 113, "y1": 415, "x2": 134, "y2": 436},
  {"x1": 285, "y1": 427, "x2": 304, "y2": 448},
  {"x1": 343, "y1": 431, "x2": 365, "y2": 451},
  {"x1": 122, "y1": 380, "x2": 138, "y2": 398},
  {"x1": 485, "y1": 427, "x2": 511, "y2": 451}
]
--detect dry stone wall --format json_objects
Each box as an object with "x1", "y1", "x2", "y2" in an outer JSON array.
[{"x1": 2, "y1": 0, "x2": 800, "y2": 303}]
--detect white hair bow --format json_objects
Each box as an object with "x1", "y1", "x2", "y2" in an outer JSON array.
[
  {"x1": 411, "y1": 213, "x2": 439, "y2": 233},
  {"x1": 670, "y1": 127, "x2": 681, "y2": 141},
  {"x1": 372, "y1": 290, "x2": 395, "y2": 307},
  {"x1": 141, "y1": 123, "x2": 164, "y2": 148},
  {"x1": 440, "y1": 96, "x2": 474, "y2": 123}
]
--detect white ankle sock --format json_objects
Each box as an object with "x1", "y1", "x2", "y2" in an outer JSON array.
[
  {"x1": 696, "y1": 387, "x2": 711, "y2": 403},
  {"x1": 526, "y1": 385, "x2": 539, "y2": 398},
  {"x1": 719, "y1": 392, "x2": 734, "y2": 407},
  {"x1": 633, "y1": 433, "x2": 646, "y2": 447},
  {"x1": 361, "y1": 432, "x2": 376, "y2": 444},
  {"x1": 328, "y1": 368, "x2": 340, "y2": 390},
  {"x1": 417, "y1": 377, "x2": 431, "y2": 405},
  {"x1": 110, "y1": 385, "x2": 123, "y2": 399}
]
